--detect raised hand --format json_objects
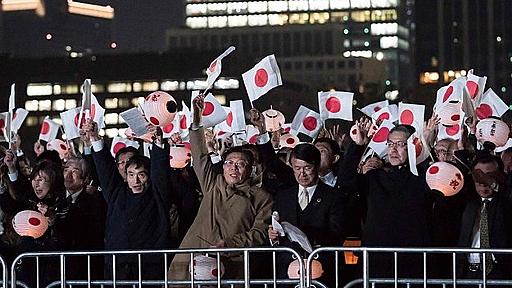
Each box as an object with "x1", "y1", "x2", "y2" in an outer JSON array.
[
  {"x1": 249, "y1": 108, "x2": 266, "y2": 134},
  {"x1": 192, "y1": 94, "x2": 205, "y2": 126},
  {"x1": 350, "y1": 117, "x2": 371, "y2": 145},
  {"x1": 4, "y1": 149, "x2": 17, "y2": 173},
  {"x1": 33, "y1": 140, "x2": 45, "y2": 156}
]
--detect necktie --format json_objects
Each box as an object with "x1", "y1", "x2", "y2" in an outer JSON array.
[
  {"x1": 480, "y1": 200, "x2": 493, "y2": 274},
  {"x1": 299, "y1": 188, "x2": 309, "y2": 210}
]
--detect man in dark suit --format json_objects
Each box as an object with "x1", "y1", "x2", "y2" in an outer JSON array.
[
  {"x1": 268, "y1": 143, "x2": 345, "y2": 286},
  {"x1": 457, "y1": 154, "x2": 512, "y2": 282}
]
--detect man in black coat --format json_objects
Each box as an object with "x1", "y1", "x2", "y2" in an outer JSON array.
[
  {"x1": 83, "y1": 120, "x2": 172, "y2": 283},
  {"x1": 457, "y1": 154, "x2": 512, "y2": 281}
]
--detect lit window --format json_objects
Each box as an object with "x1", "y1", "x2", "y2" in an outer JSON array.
[
  {"x1": 118, "y1": 128, "x2": 127, "y2": 136},
  {"x1": 91, "y1": 84, "x2": 105, "y2": 93},
  {"x1": 227, "y1": 2, "x2": 248, "y2": 14},
  {"x1": 186, "y1": 80, "x2": 208, "y2": 90},
  {"x1": 38, "y1": 100, "x2": 52, "y2": 111},
  {"x1": 248, "y1": 14, "x2": 267, "y2": 26},
  {"x1": 25, "y1": 116, "x2": 39, "y2": 127},
  {"x1": 131, "y1": 97, "x2": 145, "y2": 106},
  {"x1": 289, "y1": 13, "x2": 309, "y2": 24},
  {"x1": 27, "y1": 83, "x2": 52, "y2": 96},
  {"x1": 105, "y1": 128, "x2": 119, "y2": 138},
  {"x1": 309, "y1": 0, "x2": 329, "y2": 10},
  {"x1": 187, "y1": 17, "x2": 208, "y2": 28},
  {"x1": 351, "y1": 10, "x2": 371, "y2": 22},
  {"x1": 142, "y1": 81, "x2": 159, "y2": 92},
  {"x1": 309, "y1": 12, "x2": 329, "y2": 24},
  {"x1": 62, "y1": 84, "x2": 79, "y2": 94},
  {"x1": 215, "y1": 95, "x2": 226, "y2": 105},
  {"x1": 107, "y1": 82, "x2": 132, "y2": 93},
  {"x1": 105, "y1": 98, "x2": 119, "y2": 109},
  {"x1": 248, "y1": 1, "x2": 267, "y2": 13},
  {"x1": 371, "y1": 9, "x2": 397, "y2": 21},
  {"x1": 228, "y1": 15, "x2": 248, "y2": 27},
  {"x1": 161, "y1": 80, "x2": 180, "y2": 91},
  {"x1": 330, "y1": 0, "x2": 350, "y2": 9},
  {"x1": 289, "y1": 0, "x2": 308, "y2": 11},
  {"x1": 208, "y1": 16, "x2": 228, "y2": 28},
  {"x1": 380, "y1": 36, "x2": 398, "y2": 48},
  {"x1": 207, "y1": 2, "x2": 227, "y2": 14},
  {"x1": 25, "y1": 100, "x2": 39, "y2": 111},
  {"x1": 348, "y1": 50, "x2": 372, "y2": 58},
  {"x1": 331, "y1": 11, "x2": 350, "y2": 22},
  {"x1": 186, "y1": 3, "x2": 207, "y2": 16},
  {"x1": 65, "y1": 99, "x2": 77, "y2": 110},
  {"x1": 133, "y1": 82, "x2": 142, "y2": 92},
  {"x1": 214, "y1": 78, "x2": 240, "y2": 89},
  {"x1": 268, "y1": 1, "x2": 287, "y2": 12},
  {"x1": 371, "y1": 23, "x2": 398, "y2": 35},
  {"x1": 99, "y1": 130, "x2": 105, "y2": 137},
  {"x1": 118, "y1": 98, "x2": 130, "y2": 108},
  {"x1": 53, "y1": 85, "x2": 62, "y2": 95},
  {"x1": 268, "y1": 14, "x2": 288, "y2": 25},
  {"x1": 119, "y1": 116, "x2": 126, "y2": 124},
  {"x1": 371, "y1": 0, "x2": 397, "y2": 8},
  {"x1": 179, "y1": 82, "x2": 187, "y2": 90},
  {"x1": 351, "y1": 0, "x2": 371, "y2": 8},
  {"x1": 52, "y1": 99, "x2": 66, "y2": 111},
  {"x1": 105, "y1": 113, "x2": 119, "y2": 125}
]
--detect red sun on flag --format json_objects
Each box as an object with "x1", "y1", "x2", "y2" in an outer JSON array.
[
  {"x1": 254, "y1": 69, "x2": 268, "y2": 87},
  {"x1": 226, "y1": 112, "x2": 233, "y2": 126},
  {"x1": 476, "y1": 104, "x2": 493, "y2": 120},
  {"x1": 40, "y1": 121, "x2": 50, "y2": 134},
  {"x1": 373, "y1": 127, "x2": 390, "y2": 143},
  {"x1": 446, "y1": 125, "x2": 460, "y2": 136},
  {"x1": 413, "y1": 138, "x2": 422, "y2": 157},
  {"x1": 378, "y1": 112, "x2": 390, "y2": 121},
  {"x1": 466, "y1": 81, "x2": 479, "y2": 99},
  {"x1": 302, "y1": 116, "x2": 318, "y2": 131},
  {"x1": 325, "y1": 96, "x2": 341, "y2": 113},
  {"x1": 400, "y1": 109, "x2": 414, "y2": 125},
  {"x1": 163, "y1": 123, "x2": 174, "y2": 133},
  {"x1": 12, "y1": 112, "x2": 17, "y2": 120},
  {"x1": 208, "y1": 60, "x2": 217, "y2": 72},
  {"x1": 113, "y1": 142, "x2": 126, "y2": 154},
  {"x1": 202, "y1": 102, "x2": 215, "y2": 116},
  {"x1": 249, "y1": 134, "x2": 258, "y2": 144},
  {"x1": 443, "y1": 86, "x2": 454, "y2": 102},
  {"x1": 180, "y1": 115, "x2": 187, "y2": 130},
  {"x1": 0, "y1": 119, "x2": 4, "y2": 130}
]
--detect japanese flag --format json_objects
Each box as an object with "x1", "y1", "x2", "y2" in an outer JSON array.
[
  {"x1": 38, "y1": 116, "x2": 60, "y2": 142},
  {"x1": 360, "y1": 100, "x2": 389, "y2": 117},
  {"x1": 437, "y1": 111, "x2": 465, "y2": 141},
  {"x1": 110, "y1": 136, "x2": 140, "y2": 157},
  {"x1": 398, "y1": 102, "x2": 425, "y2": 134},
  {"x1": 371, "y1": 105, "x2": 397, "y2": 123},
  {"x1": 475, "y1": 88, "x2": 508, "y2": 120},
  {"x1": 407, "y1": 133, "x2": 431, "y2": 176},
  {"x1": 11, "y1": 108, "x2": 28, "y2": 134},
  {"x1": 466, "y1": 70, "x2": 487, "y2": 104},
  {"x1": 201, "y1": 93, "x2": 228, "y2": 128},
  {"x1": 205, "y1": 46, "x2": 236, "y2": 90},
  {"x1": 434, "y1": 79, "x2": 465, "y2": 111},
  {"x1": 162, "y1": 114, "x2": 181, "y2": 138},
  {"x1": 368, "y1": 120, "x2": 395, "y2": 158},
  {"x1": 318, "y1": 91, "x2": 353, "y2": 121},
  {"x1": 228, "y1": 100, "x2": 246, "y2": 132},
  {"x1": 291, "y1": 105, "x2": 322, "y2": 139},
  {"x1": 245, "y1": 124, "x2": 260, "y2": 144},
  {"x1": 60, "y1": 107, "x2": 83, "y2": 140},
  {"x1": 242, "y1": 54, "x2": 282, "y2": 103}
]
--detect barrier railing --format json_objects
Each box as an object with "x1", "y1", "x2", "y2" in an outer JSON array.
[
  {"x1": 10, "y1": 247, "x2": 304, "y2": 288},
  {"x1": 307, "y1": 247, "x2": 512, "y2": 288}
]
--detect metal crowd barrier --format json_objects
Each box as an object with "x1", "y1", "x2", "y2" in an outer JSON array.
[
  {"x1": 307, "y1": 247, "x2": 512, "y2": 288},
  {"x1": 10, "y1": 247, "x2": 306, "y2": 288}
]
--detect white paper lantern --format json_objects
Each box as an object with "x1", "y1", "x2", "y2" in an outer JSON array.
[
  {"x1": 46, "y1": 139, "x2": 69, "y2": 159},
  {"x1": 436, "y1": 101, "x2": 463, "y2": 126},
  {"x1": 141, "y1": 91, "x2": 177, "y2": 127},
  {"x1": 279, "y1": 134, "x2": 299, "y2": 148},
  {"x1": 192, "y1": 255, "x2": 225, "y2": 280},
  {"x1": 169, "y1": 146, "x2": 192, "y2": 169},
  {"x1": 426, "y1": 162, "x2": 464, "y2": 196},
  {"x1": 12, "y1": 210, "x2": 49, "y2": 239},
  {"x1": 287, "y1": 259, "x2": 323, "y2": 280},
  {"x1": 476, "y1": 118, "x2": 510, "y2": 147},
  {"x1": 263, "y1": 108, "x2": 285, "y2": 132}
]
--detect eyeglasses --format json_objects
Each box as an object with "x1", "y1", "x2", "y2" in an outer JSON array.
[
  {"x1": 386, "y1": 141, "x2": 407, "y2": 149},
  {"x1": 224, "y1": 160, "x2": 248, "y2": 169}
]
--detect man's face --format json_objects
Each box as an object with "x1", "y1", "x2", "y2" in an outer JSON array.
[
  {"x1": 314, "y1": 142, "x2": 337, "y2": 175},
  {"x1": 501, "y1": 152, "x2": 512, "y2": 173},
  {"x1": 473, "y1": 162, "x2": 499, "y2": 198},
  {"x1": 387, "y1": 131, "x2": 408, "y2": 166},
  {"x1": 291, "y1": 157, "x2": 318, "y2": 187},
  {"x1": 434, "y1": 140, "x2": 454, "y2": 162},
  {"x1": 223, "y1": 152, "x2": 250, "y2": 185},
  {"x1": 126, "y1": 164, "x2": 148, "y2": 194},
  {"x1": 117, "y1": 152, "x2": 135, "y2": 180},
  {"x1": 63, "y1": 161, "x2": 85, "y2": 193}
]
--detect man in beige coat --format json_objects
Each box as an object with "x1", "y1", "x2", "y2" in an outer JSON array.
[{"x1": 169, "y1": 94, "x2": 273, "y2": 281}]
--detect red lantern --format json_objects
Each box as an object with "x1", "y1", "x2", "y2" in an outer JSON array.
[
  {"x1": 12, "y1": 210, "x2": 49, "y2": 239},
  {"x1": 287, "y1": 259, "x2": 323, "y2": 280},
  {"x1": 169, "y1": 146, "x2": 191, "y2": 169},
  {"x1": 192, "y1": 255, "x2": 225, "y2": 280},
  {"x1": 141, "y1": 91, "x2": 177, "y2": 127},
  {"x1": 476, "y1": 118, "x2": 510, "y2": 147},
  {"x1": 263, "y1": 108, "x2": 285, "y2": 132},
  {"x1": 426, "y1": 162, "x2": 464, "y2": 196}
]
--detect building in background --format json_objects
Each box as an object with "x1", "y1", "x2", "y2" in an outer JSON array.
[
  {"x1": 416, "y1": 0, "x2": 511, "y2": 100},
  {"x1": 167, "y1": 0, "x2": 416, "y2": 101}
]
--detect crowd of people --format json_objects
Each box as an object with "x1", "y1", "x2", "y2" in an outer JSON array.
[{"x1": 0, "y1": 91, "x2": 512, "y2": 287}]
